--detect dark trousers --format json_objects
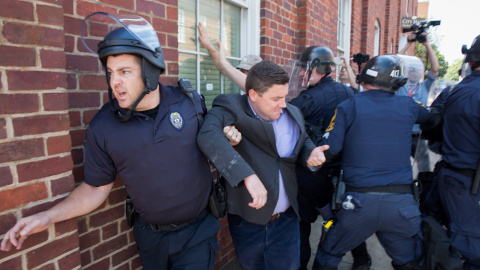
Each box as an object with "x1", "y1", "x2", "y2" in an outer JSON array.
[
  {"x1": 315, "y1": 193, "x2": 423, "y2": 268},
  {"x1": 439, "y1": 167, "x2": 480, "y2": 269},
  {"x1": 132, "y1": 213, "x2": 220, "y2": 270},
  {"x1": 227, "y1": 207, "x2": 300, "y2": 270}
]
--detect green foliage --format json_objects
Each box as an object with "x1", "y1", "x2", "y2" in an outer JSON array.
[
  {"x1": 414, "y1": 42, "x2": 448, "y2": 78},
  {"x1": 444, "y1": 58, "x2": 463, "y2": 81}
]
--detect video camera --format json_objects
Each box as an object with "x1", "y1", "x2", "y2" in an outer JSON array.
[
  {"x1": 352, "y1": 53, "x2": 370, "y2": 72},
  {"x1": 403, "y1": 20, "x2": 441, "y2": 43}
]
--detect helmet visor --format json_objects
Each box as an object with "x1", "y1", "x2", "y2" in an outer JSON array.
[
  {"x1": 283, "y1": 60, "x2": 308, "y2": 101},
  {"x1": 80, "y1": 12, "x2": 160, "y2": 55}
]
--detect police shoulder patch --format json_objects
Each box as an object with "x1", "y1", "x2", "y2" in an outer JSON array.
[
  {"x1": 169, "y1": 111, "x2": 183, "y2": 130},
  {"x1": 325, "y1": 109, "x2": 337, "y2": 132}
]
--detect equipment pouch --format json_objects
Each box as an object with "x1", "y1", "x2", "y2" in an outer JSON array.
[
  {"x1": 208, "y1": 176, "x2": 227, "y2": 219},
  {"x1": 412, "y1": 180, "x2": 421, "y2": 201},
  {"x1": 331, "y1": 170, "x2": 345, "y2": 212},
  {"x1": 125, "y1": 196, "x2": 135, "y2": 227}
]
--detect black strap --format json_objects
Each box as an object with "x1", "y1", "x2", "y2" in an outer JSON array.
[
  {"x1": 444, "y1": 163, "x2": 475, "y2": 178},
  {"x1": 146, "y1": 209, "x2": 208, "y2": 232},
  {"x1": 346, "y1": 184, "x2": 412, "y2": 194}
]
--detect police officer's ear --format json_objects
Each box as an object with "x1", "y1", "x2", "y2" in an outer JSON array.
[{"x1": 392, "y1": 77, "x2": 408, "y2": 91}]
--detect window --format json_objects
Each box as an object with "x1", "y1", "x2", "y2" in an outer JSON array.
[
  {"x1": 374, "y1": 19, "x2": 380, "y2": 56},
  {"x1": 178, "y1": 0, "x2": 259, "y2": 108},
  {"x1": 337, "y1": 0, "x2": 352, "y2": 80}
]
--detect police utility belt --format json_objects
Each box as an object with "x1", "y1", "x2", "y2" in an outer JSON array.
[
  {"x1": 345, "y1": 182, "x2": 421, "y2": 201},
  {"x1": 140, "y1": 209, "x2": 208, "y2": 232}
]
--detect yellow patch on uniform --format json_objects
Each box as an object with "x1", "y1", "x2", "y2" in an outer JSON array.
[
  {"x1": 169, "y1": 112, "x2": 183, "y2": 130},
  {"x1": 415, "y1": 100, "x2": 427, "y2": 109},
  {"x1": 325, "y1": 109, "x2": 337, "y2": 132}
]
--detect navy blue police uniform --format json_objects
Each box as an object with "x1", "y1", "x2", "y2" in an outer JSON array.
[
  {"x1": 315, "y1": 90, "x2": 429, "y2": 268},
  {"x1": 84, "y1": 83, "x2": 219, "y2": 270},
  {"x1": 290, "y1": 75, "x2": 355, "y2": 268},
  {"x1": 438, "y1": 70, "x2": 480, "y2": 269}
]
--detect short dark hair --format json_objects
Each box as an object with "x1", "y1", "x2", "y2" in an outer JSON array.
[{"x1": 245, "y1": 60, "x2": 289, "y2": 96}]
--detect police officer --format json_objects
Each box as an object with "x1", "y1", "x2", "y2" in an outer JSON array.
[
  {"x1": 314, "y1": 55, "x2": 429, "y2": 270},
  {"x1": 288, "y1": 46, "x2": 371, "y2": 270},
  {"x1": 436, "y1": 35, "x2": 480, "y2": 269},
  {"x1": 0, "y1": 12, "x2": 240, "y2": 270}
]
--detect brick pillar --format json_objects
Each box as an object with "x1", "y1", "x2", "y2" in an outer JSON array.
[{"x1": 0, "y1": 0, "x2": 80, "y2": 269}]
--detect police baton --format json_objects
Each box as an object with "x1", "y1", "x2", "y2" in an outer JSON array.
[{"x1": 471, "y1": 159, "x2": 480, "y2": 195}]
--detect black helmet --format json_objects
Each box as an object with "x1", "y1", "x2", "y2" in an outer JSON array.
[
  {"x1": 299, "y1": 46, "x2": 335, "y2": 74},
  {"x1": 462, "y1": 35, "x2": 480, "y2": 63},
  {"x1": 81, "y1": 12, "x2": 165, "y2": 121},
  {"x1": 98, "y1": 26, "x2": 165, "y2": 93},
  {"x1": 356, "y1": 55, "x2": 408, "y2": 92}
]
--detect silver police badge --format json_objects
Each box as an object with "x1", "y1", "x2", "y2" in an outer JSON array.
[{"x1": 169, "y1": 112, "x2": 183, "y2": 130}]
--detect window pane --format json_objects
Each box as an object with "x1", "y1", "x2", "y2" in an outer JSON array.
[
  {"x1": 178, "y1": 0, "x2": 197, "y2": 51},
  {"x1": 224, "y1": 2, "x2": 241, "y2": 57},
  {"x1": 179, "y1": 53, "x2": 197, "y2": 89},
  {"x1": 199, "y1": 0, "x2": 221, "y2": 55},
  {"x1": 224, "y1": 59, "x2": 241, "y2": 94},
  {"x1": 200, "y1": 55, "x2": 221, "y2": 108}
]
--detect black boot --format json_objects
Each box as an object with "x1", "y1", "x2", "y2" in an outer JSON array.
[
  {"x1": 351, "y1": 242, "x2": 371, "y2": 270},
  {"x1": 312, "y1": 260, "x2": 338, "y2": 270}
]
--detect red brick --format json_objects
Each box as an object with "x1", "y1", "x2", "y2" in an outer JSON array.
[
  {"x1": 79, "y1": 229, "x2": 100, "y2": 250},
  {"x1": 89, "y1": 205, "x2": 124, "y2": 228},
  {"x1": 3, "y1": 22, "x2": 64, "y2": 48},
  {"x1": 83, "y1": 258, "x2": 110, "y2": 270},
  {"x1": 68, "y1": 92, "x2": 101, "y2": 108},
  {"x1": 92, "y1": 234, "x2": 127, "y2": 260},
  {"x1": 54, "y1": 219, "x2": 78, "y2": 236},
  {"x1": 72, "y1": 165, "x2": 85, "y2": 183},
  {"x1": 153, "y1": 18, "x2": 177, "y2": 35},
  {"x1": 66, "y1": 73, "x2": 77, "y2": 90},
  {"x1": 100, "y1": 0, "x2": 134, "y2": 10},
  {"x1": 58, "y1": 250, "x2": 81, "y2": 270},
  {"x1": 0, "y1": 46, "x2": 36, "y2": 67},
  {"x1": 166, "y1": 6, "x2": 178, "y2": 21},
  {"x1": 43, "y1": 93, "x2": 69, "y2": 111},
  {"x1": 64, "y1": 35, "x2": 75, "y2": 53},
  {"x1": 80, "y1": 250, "x2": 91, "y2": 267},
  {"x1": 7, "y1": 71, "x2": 67, "y2": 91},
  {"x1": 63, "y1": 15, "x2": 83, "y2": 35},
  {"x1": 112, "y1": 244, "x2": 138, "y2": 267},
  {"x1": 26, "y1": 233, "x2": 79, "y2": 269},
  {"x1": 36, "y1": 263, "x2": 55, "y2": 270},
  {"x1": 0, "y1": 93, "x2": 39, "y2": 114},
  {"x1": 76, "y1": 1, "x2": 117, "y2": 17},
  {"x1": 0, "y1": 182, "x2": 48, "y2": 212},
  {"x1": 0, "y1": 256, "x2": 22, "y2": 270},
  {"x1": 71, "y1": 148, "x2": 84, "y2": 165},
  {"x1": 0, "y1": 0, "x2": 34, "y2": 21},
  {"x1": 38, "y1": 0, "x2": 64, "y2": 5},
  {"x1": 0, "y1": 138, "x2": 44, "y2": 163},
  {"x1": 0, "y1": 212, "x2": 17, "y2": 235},
  {"x1": 17, "y1": 156, "x2": 73, "y2": 182},
  {"x1": 51, "y1": 175, "x2": 75, "y2": 196},
  {"x1": 108, "y1": 187, "x2": 127, "y2": 205},
  {"x1": 0, "y1": 166, "x2": 13, "y2": 187},
  {"x1": 13, "y1": 113, "x2": 70, "y2": 136},
  {"x1": 69, "y1": 111, "x2": 82, "y2": 127},
  {"x1": 40, "y1": 50, "x2": 66, "y2": 69},
  {"x1": 37, "y1": 5, "x2": 64, "y2": 26},
  {"x1": 47, "y1": 134, "x2": 72, "y2": 155},
  {"x1": 102, "y1": 222, "x2": 118, "y2": 240},
  {"x1": 21, "y1": 198, "x2": 63, "y2": 217},
  {"x1": 79, "y1": 74, "x2": 107, "y2": 90},
  {"x1": 83, "y1": 109, "x2": 99, "y2": 125},
  {"x1": 66, "y1": 54, "x2": 99, "y2": 72},
  {"x1": 137, "y1": 0, "x2": 166, "y2": 17}
]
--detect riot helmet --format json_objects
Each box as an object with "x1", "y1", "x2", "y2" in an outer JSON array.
[
  {"x1": 356, "y1": 55, "x2": 408, "y2": 93},
  {"x1": 80, "y1": 12, "x2": 165, "y2": 121},
  {"x1": 461, "y1": 34, "x2": 480, "y2": 77},
  {"x1": 395, "y1": 55, "x2": 424, "y2": 85},
  {"x1": 289, "y1": 46, "x2": 335, "y2": 90}
]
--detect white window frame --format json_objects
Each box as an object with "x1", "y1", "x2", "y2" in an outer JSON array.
[
  {"x1": 374, "y1": 19, "x2": 380, "y2": 56},
  {"x1": 177, "y1": 0, "x2": 260, "y2": 94},
  {"x1": 336, "y1": 0, "x2": 352, "y2": 80}
]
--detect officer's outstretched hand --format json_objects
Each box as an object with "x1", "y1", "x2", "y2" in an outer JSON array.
[
  {"x1": 244, "y1": 174, "x2": 267, "y2": 209},
  {"x1": 307, "y1": 145, "x2": 330, "y2": 167},
  {"x1": 224, "y1": 125, "x2": 242, "y2": 146},
  {"x1": 1, "y1": 213, "x2": 51, "y2": 251}
]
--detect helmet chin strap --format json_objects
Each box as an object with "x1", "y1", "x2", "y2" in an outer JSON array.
[{"x1": 108, "y1": 85, "x2": 149, "y2": 122}]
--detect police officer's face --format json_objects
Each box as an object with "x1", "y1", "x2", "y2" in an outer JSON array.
[
  {"x1": 107, "y1": 54, "x2": 147, "y2": 110},
  {"x1": 249, "y1": 84, "x2": 288, "y2": 121}
]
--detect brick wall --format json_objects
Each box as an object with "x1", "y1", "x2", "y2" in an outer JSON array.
[{"x1": 0, "y1": 0, "x2": 417, "y2": 269}]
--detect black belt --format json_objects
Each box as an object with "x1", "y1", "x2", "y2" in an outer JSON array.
[
  {"x1": 444, "y1": 163, "x2": 475, "y2": 178},
  {"x1": 269, "y1": 206, "x2": 292, "y2": 223},
  {"x1": 346, "y1": 184, "x2": 413, "y2": 194},
  {"x1": 146, "y1": 209, "x2": 208, "y2": 232}
]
